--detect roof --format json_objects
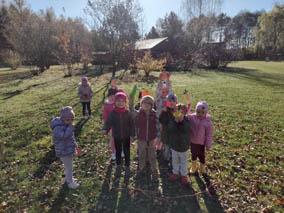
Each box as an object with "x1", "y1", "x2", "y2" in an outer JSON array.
[{"x1": 135, "y1": 37, "x2": 168, "y2": 50}]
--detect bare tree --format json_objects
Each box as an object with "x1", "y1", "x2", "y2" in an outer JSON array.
[
  {"x1": 182, "y1": 0, "x2": 223, "y2": 20},
  {"x1": 85, "y1": 0, "x2": 142, "y2": 77}
]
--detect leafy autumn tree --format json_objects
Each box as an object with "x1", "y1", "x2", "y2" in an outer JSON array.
[
  {"x1": 254, "y1": 3, "x2": 284, "y2": 55},
  {"x1": 53, "y1": 18, "x2": 74, "y2": 76},
  {"x1": 136, "y1": 51, "x2": 166, "y2": 77}
]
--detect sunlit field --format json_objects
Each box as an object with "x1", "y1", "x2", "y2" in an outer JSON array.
[{"x1": 0, "y1": 61, "x2": 283, "y2": 212}]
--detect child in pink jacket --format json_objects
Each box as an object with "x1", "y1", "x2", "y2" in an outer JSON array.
[
  {"x1": 103, "y1": 88, "x2": 117, "y2": 160},
  {"x1": 187, "y1": 101, "x2": 213, "y2": 174}
]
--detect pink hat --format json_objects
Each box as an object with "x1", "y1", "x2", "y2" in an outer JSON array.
[
  {"x1": 115, "y1": 91, "x2": 127, "y2": 102},
  {"x1": 196, "y1": 101, "x2": 208, "y2": 112}
]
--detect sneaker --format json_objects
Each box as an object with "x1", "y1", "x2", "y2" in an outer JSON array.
[
  {"x1": 68, "y1": 181, "x2": 79, "y2": 189},
  {"x1": 111, "y1": 153, "x2": 116, "y2": 160},
  {"x1": 169, "y1": 174, "x2": 179, "y2": 181},
  {"x1": 89, "y1": 115, "x2": 94, "y2": 118},
  {"x1": 83, "y1": 115, "x2": 88, "y2": 119},
  {"x1": 181, "y1": 176, "x2": 189, "y2": 185}
]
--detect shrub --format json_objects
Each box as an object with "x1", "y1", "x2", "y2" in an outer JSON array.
[
  {"x1": 1, "y1": 50, "x2": 22, "y2": 70},
  {"x1": 136, "y1": 51, "x2": 166, "y2": 77}
]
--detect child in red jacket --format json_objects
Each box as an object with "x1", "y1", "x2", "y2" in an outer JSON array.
[{"x1": 102, "y1": 91, "x2": 135, "y2": 177}]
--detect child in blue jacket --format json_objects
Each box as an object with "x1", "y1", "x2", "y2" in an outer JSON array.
[{"x1": 50, "y1": 106, "x2": 79, "y2": 189}]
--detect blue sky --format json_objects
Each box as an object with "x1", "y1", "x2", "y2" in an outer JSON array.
[{"x1": 12, "y1": 0, "x2": 277, "y2": 32}]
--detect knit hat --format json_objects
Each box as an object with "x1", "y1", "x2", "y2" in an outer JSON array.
[
  {"x1": 60, "y1": 106, "x2": 75, "y2": 120},
  {"x1": 196, "y1": 101, "x2": 208, "y2": 112},
  {"x1": 141, "y1": 95, "x2": 154, "y2": 107},
  {"x1": 81, "y1": 76, "x2": 88, "y2": 81},
  {"x1": 107, "y1": 88, "x2": 117, "y2": 97},
  {"x1": 115, "y1": 91, "x2": 127, "y2": 102},
  {"x1": 167, "y1": 93, "x2": 178, "y2": 102}
]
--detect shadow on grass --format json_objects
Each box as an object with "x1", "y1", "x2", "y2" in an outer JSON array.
[
  {"x1": 157, "y1": 157, "x2": 201, "y2": 212},
  {"x1": 194, "y1": 174, "x2": 225, "y2": 213},
  {"x1": 90, "y1": 162, "x2": 121, "y2": 212},
  {"x1": 33, "y1": 145, "x2": 57, "y2": 179},
  {"x1": 48, "y1": 184, "x2": 70, "y2": 213},
  {"x1": 2, "y1": 82, "x2": 47, "y2": 100},
  {"x1": 75, "y1": 118, "x2": 89, "y2": 138},
  {"x1": 75, "y1": 65, "x2": 112, "y2": 78},
  {"x1": 220, "y1": 67, "x2": 284, "y2": 89}
]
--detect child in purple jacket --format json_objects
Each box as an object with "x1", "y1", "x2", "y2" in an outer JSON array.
[
  {"x1": 50, "y1": 106, "x2": 79, "y2": 189},
  {"x1": 187, "y1": 101, "x2": 214, "y2": 174}
]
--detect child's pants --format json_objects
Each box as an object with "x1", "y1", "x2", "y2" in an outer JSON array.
[
  {"x1": 171, "y1": 149, "x2": 189, "y2": 176},
  {"x1": 81, "y1": 102, "x2": 91, "y2": 116},
  {"x1": 114, "y1": 138, "x2": 130, "y2": 166},
  {"x1": 60, "y1": 154, "x2": 73, "y2": 184},
  {"x1": 138, "y1": 140, "x2": 156, "y2": 170},
  {"x1": 191, "y1": 143, "x2": 205, "y2": 164}
]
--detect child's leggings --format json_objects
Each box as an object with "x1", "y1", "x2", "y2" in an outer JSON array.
[
  {"x1": 110, "y1": 136, "x2": 116, "y2": 154},
  {"x1": 191, "y1": 143, "x2": 205, "y2": 164},
  {"x1": 81, "y1": 102, "x2": 91, "y2": 116},
  {"x1": 114, "y1": 138, "x2": 130, "y2": 166},
  {"x1": 60, "y1": 154, "x2": 73, "y2": 184}
]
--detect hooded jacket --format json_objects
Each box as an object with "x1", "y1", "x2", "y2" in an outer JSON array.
[
  {"x1": 187, "y1": 113, "x2": 213, "y2": 150},
  {"x1": 78, "y1": 83, "x2": 93, "y2": 102},
  {"x1": 50, "y1": 117, "x2": 77, "y2": 157}
]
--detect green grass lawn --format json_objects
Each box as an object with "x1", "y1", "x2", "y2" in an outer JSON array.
[{"x1": 0, "y1": 61, "x2": 283, "y2": 212}]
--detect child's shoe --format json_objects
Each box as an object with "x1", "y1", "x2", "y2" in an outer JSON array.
[
  {"x1": 169, "y1": 173, "x2": 179, "y2": 181},
  {"x1": 200, "y1": 163, "x2": 206, "y2": 174},
  {"x1": 111, "y1": 153, "x2": 116, "y2": 161},
  {"x1": 181, "y1": 176, "x2": 189, "y2": 185},
  {"x1": 68, "y1": 181, "x2": 79, "y2": 189},
  {"x1": 189, "y1": 160, "x2": 198, "y2": 174}
]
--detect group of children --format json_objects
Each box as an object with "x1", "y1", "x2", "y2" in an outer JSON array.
[{"x1": 50, "y1": 74, "x2": 213, "y2": 189}]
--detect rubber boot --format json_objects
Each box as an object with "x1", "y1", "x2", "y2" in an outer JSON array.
[
  {"x1": 189, "y1": 160, "x2": 198, "y2": 173},
  {"x1": 200, "y1": 163, "x2": 206, "y2": 174}
]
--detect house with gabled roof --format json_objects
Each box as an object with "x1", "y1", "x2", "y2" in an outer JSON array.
[{"x1": 135, "y1": 37, "x2": 169, "y2": 58}]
